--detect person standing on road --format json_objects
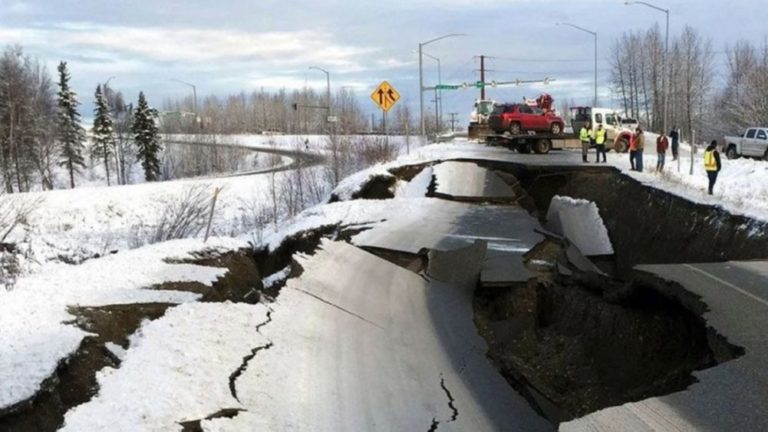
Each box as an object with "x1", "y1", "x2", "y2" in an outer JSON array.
[
  {"x1": 594, "y1": 124, "x2": 607, "y2": 163},
  {"x1": 704, "y1": 140, "x2": 722, "y2": 195},
  {"x1": 669, "y1": 127, "x2": 679, "y2": 160},
  {"x1": 635, "y1": 127, "x2": 645, "y2": 172},
  {"x1": 656, "y1": 133, "x2": 669, "y2": 172},
  {"x1": 629, "y1": 130, "x2": 637, "y2": 170},
  {"x1": 579, "y1": 122, "x2": 592, "y2": 163}
]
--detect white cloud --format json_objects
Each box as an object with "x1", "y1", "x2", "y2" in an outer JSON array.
[{"x1": 0, "y1": 23, "x2": 374, "y2": 71}]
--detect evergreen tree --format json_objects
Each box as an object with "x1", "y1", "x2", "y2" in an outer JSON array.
[
  {"x1": 132, "y1": 91, "x2": 162, "y2": 181},
  {"x1": 91, "y1": 84, "x2": 116, "y2": 185},
  {"x1": 55, "y1": 61, "x2": 86, "y2": 189}
]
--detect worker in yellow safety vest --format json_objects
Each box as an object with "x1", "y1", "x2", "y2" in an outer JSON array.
[
  {"x1": 704, "y1": 140, "x2": 722, "y2": 195},
  {"x1": 579, "y1": 122, "x2": 592, "y2": 163},
  {"x1": 594, "y1": 124, "x2": 607, "y2": 163}
]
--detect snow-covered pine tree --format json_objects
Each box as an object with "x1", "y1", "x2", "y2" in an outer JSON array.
[
  {"x1": 91, "y1": 84, "x2": 116, "y2": 186},
  {"x1": 132, "y1": 91, "x2": 162, "y2": 181},
  {"x1": 55, "y1": 61, "x2": 86, "y2": 189}
]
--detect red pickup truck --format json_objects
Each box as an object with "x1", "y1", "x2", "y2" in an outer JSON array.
[{"x1": 488, "y1": 103, "x2": 565, "y2": 135}]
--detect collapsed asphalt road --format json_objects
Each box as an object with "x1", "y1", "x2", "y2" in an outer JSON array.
[
  {"x1": 6, "y1": 146, "x2": 768, "y2": 431},
  {"x1": 191, "y1": 158, "x2": 751, "y2": 431}
]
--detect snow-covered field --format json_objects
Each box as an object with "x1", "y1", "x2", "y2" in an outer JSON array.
[{"x1": 1, "y1": 134, "x2": 421, "y2": 274}]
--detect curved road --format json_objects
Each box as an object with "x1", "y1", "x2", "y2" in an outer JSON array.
[{"x1": 164, "y1": 139, "x2": 327, "y2": 178}]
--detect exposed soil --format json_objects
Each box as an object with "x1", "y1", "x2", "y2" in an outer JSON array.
[
  {"x1": 161, "y1": 250, "x2": 263, "y2": 303},
  {"x1": 474, "y1": 243, "x2": 744, "y2": 423}
]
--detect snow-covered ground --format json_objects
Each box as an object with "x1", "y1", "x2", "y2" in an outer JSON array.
[
  {"x1": 2, "y1": 134, "x2": 423, "y2": 274},
  {"x1": 0, "y1": 237, "x2": 246, "y2": 412},
  {"x1": 60, "y1": 301, "x2": 270, "y2": 431},
  {"x1": 605, "y1": 142, "x2": 768, "y2": 223}
]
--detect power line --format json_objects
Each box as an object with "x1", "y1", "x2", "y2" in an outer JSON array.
[{"x1": 486, "y1": 56, "x2": 601, "y2": 63}]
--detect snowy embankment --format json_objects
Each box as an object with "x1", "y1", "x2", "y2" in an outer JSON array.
[
  {"x1": 60, "y1": 302, "x2": 270, "y2": 431},
  {"x1": 0, "y1": 237, "x2": 246, "y2": 412},
  {"x1": 606, "y1": 143, "x2": 768, "y2": 223},
  {"x1": 2, "y1": 134, "x2": 422, "y2": 273}
]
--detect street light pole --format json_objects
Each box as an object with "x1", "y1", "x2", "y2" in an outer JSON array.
[
  {"x1": 557, "y1": 23, "x2": 598, "y2": 106},
  {"x1": 626, "y1": 0, "x2": 670, "y2": 135},
  {"x1": 170, "y1": 78, "x2": 200, "y2": 130},
  {"x1": 309, "y1": 66, "x2": 332, "y2": 134},
  {"x1": 419, "y1": 33, "x2": 466, "y2": 137},
  {"x1": 422, "y1": 51, "x2": 442, "y2": 132}
]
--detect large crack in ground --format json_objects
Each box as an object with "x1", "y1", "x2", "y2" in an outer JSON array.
[
  {"x1": 228, "y1": 307, "x2": 274, "y2": 403},
  {"x1": 426, "y1": 374, "x2": 459, "y2": 432},
  {"x1": 474, "y1": 224, "x2": 745, "y2": 424}
]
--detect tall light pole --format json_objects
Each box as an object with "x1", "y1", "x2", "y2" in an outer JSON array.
[
  {"x1": 170, "y1": 78, "x2": 200, "y2": 130},
  {"x1": 557, "y1": 22, "x2": 598, "y2": 107},
  {"x1": 626, "y1": 0, "x2": 669, "y2": 135},
  {"x1": 419, "y1": 33, "x2": 466, "y2": 136},
  {"x1": 309, "y1": 66, "x2": 332, "y2": 133},
  {"x1": 422, "y1": 51, "x2": 443, "y2": 132}
]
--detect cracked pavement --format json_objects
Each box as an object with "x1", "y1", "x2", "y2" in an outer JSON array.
[{"x1": 201, "y1": 239, "x2": 551, "y2": 431}]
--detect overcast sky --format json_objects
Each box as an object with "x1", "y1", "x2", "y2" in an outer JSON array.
[{"x1": 1, "y1": 0, "x2": 765, "y2": 125}]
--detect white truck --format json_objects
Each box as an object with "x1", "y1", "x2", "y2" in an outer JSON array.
[
  {"x1": 569, "y1": 107, "x2": 636, "y2": 152},
  {"x1": 724, "y1": 127, "x2": 768, "y2": 160}
]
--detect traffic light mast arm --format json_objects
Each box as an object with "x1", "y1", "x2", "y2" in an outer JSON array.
[{"x1": 432, "y1": 77, "x2": 555, "y2": 91}]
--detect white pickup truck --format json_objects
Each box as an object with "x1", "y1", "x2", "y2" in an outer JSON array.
[{"x1": 724, "y1": 127, "x2": 768, "y2": 160}]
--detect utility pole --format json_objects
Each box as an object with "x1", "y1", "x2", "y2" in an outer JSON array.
[
  {"x1": 557, "y1": 23, "x2": 598, "y2": 106},
  {"x1": 170, "y1": 78, "x2": 200, "y2": 131},
  {"x1": 309, "y1": 66, "x2": 332, "y2": 135},
  {"x1": 449, "y1": 112, "x2": 458, "y2": 132},
  {"x1": 419, "y1": 33, "x2": 466, "y2": 137},
  {"x1": 422, "y1": 51, "x2": 443, "y2": 132},
  {"x1": 480, "y1": 55, "x2": 486, "y2": 100},
  {"x1": 433, "y1": 91, "x2": 439, "y2": 133}
]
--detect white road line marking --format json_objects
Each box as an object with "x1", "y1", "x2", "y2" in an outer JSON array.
[{"x1": 683, "y1": 264, "x2": 768, "y2": 308}]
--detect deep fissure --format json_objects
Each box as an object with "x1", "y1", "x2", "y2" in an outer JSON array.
[{"x1": 470, "y1": 162, "x2": 751, "y2": 424}]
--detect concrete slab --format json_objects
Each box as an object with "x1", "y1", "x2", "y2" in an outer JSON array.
[
  {"x1": 352, "y1": 200, "x2": 543, "y2": 285},
  {"x1": 545, "y1": 196, "x2": 614, "y2": 257},
  {"x1": 211, "y1": 240, "x2": 553, "y2": 432},
  {"x1": 432, "y1": 161, "x2": 517, "y2": 202},
  {"x1": 561, "y1": 261, "x2": 768, "y2": 432}
]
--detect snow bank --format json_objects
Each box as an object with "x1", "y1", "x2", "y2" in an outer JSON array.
[
  {"x1": 0, "y1": 237, "x2": 245, "y2": 410},
  {"x1": 60, "y1": 302, "x2": 269, "y2": 432},
  {"x1": 608, "y1": 147, "x2": 768, "y2": 223},
  {"x1": 329, "y1": 164, "x2": 395, "y2": 201}
]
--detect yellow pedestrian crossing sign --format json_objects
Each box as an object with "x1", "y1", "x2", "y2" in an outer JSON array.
[{"x1": 371, "y1": 81, "x2": 400, "y2": 112}]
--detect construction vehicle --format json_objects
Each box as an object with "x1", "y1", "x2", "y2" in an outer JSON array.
[{"x1": 467, "y1": 99, "x2": 496, "y2": 139}]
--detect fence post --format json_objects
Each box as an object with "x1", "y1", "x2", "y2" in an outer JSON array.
[
  {"x1": 204, "y1": 186, "x2": 222, "y2": 242},
  {"x1": 689, "y1": 129, "x2": 696, "y2": 176}
]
